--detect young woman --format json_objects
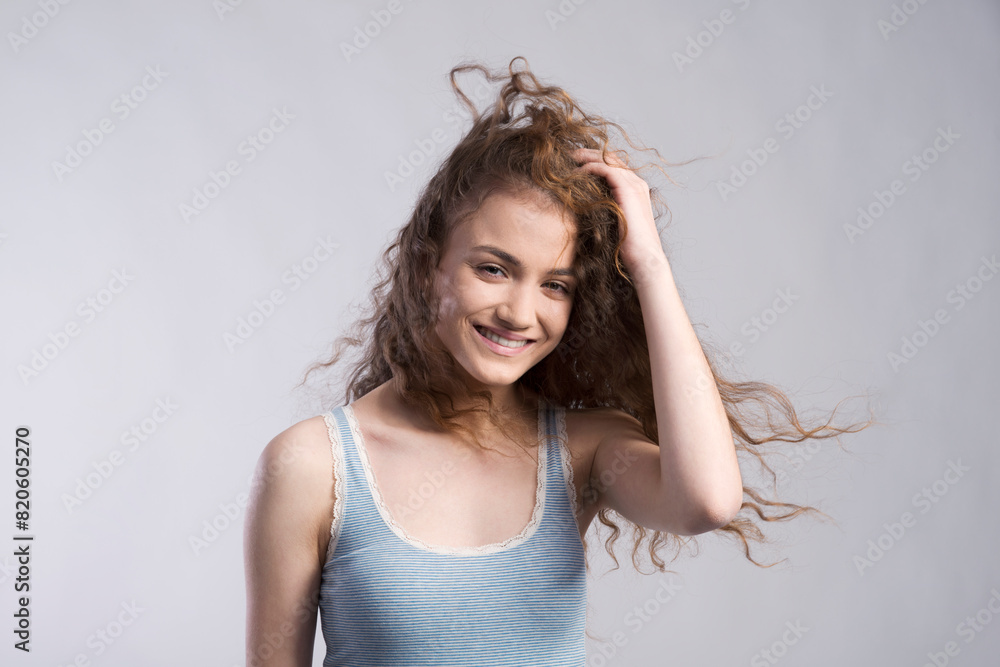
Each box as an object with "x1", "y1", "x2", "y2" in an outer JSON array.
[{"x1": 243, "y1": 57, "x2": 870, "y2": 666}]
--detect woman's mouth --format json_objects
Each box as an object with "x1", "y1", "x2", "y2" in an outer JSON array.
[{"x1": 474, "y1": 325, "x2": 534, "y2": 355}]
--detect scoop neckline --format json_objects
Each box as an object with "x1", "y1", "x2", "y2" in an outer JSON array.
[{"x1": 342, "y1": 398, "x2": 548, "y2": 556}]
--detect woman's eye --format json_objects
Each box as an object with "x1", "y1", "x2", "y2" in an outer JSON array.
[
  {"x1": 478, "y1": 265, "x2": 504, "y2": 277},
  {"x1": 477, "y1": 266, "x2": 571, "y2": 295}
]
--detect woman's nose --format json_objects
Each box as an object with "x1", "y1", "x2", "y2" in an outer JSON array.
[{"x1": 495, "y1": 284, "x2": 536, "y2": 329}]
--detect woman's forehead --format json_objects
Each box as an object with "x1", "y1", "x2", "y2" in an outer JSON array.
[{"x1": 453, "y1": 194, "x2": 576, "y2": 256}]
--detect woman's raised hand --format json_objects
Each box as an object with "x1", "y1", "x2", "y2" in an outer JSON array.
[{"x1": 571, "y1": 147, "x2": 668, "y2": 283}]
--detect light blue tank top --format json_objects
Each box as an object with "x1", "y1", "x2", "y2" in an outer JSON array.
[{"x1": 318, "y1": 398, "x2": 588, "y2": 666}]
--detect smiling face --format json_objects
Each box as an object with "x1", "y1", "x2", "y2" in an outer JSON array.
[{"x1": 430, "y1": 187, "x2": 578, "y2": 400}]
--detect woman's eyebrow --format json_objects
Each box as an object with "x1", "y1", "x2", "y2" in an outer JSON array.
[{"x1": 471, "y1": 244, "x2": 576, "y2": 277}]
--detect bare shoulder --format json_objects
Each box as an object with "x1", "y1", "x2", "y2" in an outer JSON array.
[
  {"x1": 247, "y1": 413, "x2": 338, "y2": 564},
  {"x1": 244, "y1": 414, "x2": 338, "y2": 665},
  {"x1": 257, "y1": 414, "x2": 336, "y2": 479}
]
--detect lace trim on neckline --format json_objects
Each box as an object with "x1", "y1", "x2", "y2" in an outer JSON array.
[
  {"x1": 342, "y1": 399, "x2": 548, "y2": 556},
  {"x1": 323, "y1": 412, "x2": 346, "y2": 565}
]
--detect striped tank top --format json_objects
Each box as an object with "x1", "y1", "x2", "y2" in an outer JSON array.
[{"x1": 318, "y1": 398, "x2": 588, "y2": 666}]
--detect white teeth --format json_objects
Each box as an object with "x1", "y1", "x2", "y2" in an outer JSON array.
[{"x1": 476, "y1": 326, "x2": 527, "y2": 349}]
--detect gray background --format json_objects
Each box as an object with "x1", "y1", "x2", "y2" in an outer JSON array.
[{"x1": 2, "y1": 0, "x2": 998, "y2": 665}]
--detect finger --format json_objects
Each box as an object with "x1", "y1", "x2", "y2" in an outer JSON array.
[
  {"x1": 571, "y1": 147, "x2": 627, "y2": 167},
  {"x1": 576, "y1": 160, "x2": 647, "y2": 189}
]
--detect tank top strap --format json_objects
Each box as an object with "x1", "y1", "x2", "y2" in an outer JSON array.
[
  {"x1": 540, "y1": 398, "x2": 559, "y2": 496},
  {"x1": 540, "y1": 398, "x2": 580, "y2": 520},
  {"x1": 322, "y1": 404, "x2": 384, "y2": 563}
]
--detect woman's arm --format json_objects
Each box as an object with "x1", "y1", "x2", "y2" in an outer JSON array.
[
  {"x1": 244, "y1": 417, "x2": 335, "y2": 666},
  {"x1": 574, "y1": 148, "x2": 744, "y2": 536}
]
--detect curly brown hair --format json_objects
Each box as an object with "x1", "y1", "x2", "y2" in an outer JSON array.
[{"x1": 298, "y1": 56, "x2": 876, "y2": 574}]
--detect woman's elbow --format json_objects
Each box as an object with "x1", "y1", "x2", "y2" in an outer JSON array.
[{"x1": 683, "y1": 491, "x2": 744, "y2": 535}]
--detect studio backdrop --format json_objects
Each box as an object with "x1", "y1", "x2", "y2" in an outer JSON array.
[{"x1": 1, "y1": 0, "x2": 998, "y2": 665}]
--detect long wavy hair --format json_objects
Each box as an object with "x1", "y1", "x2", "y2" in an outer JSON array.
[{"x1": 299, "y1": 56, "x2": 875, "y2": 573}]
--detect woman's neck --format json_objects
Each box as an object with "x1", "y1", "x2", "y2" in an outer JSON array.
[{"x1": 383, "y1": 377, "x2": 539, "y2": 451}]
